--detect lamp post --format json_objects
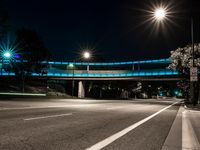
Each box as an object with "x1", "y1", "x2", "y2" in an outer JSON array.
[
  {"x1": 191, "y1": 17, "x2": 194, "y2": 67},
  {"x1": 190, "y1": 17, "x2": 197, "y2": 105},
  {"x1": 153, "y1": 7, "x2": 196, "y2": 104},
  {"x1": 83, "y1": 51, "x2": 91, "y2": 72},
  {"x1": 69, "y1": 51, "x2": 91, "y2": 98},
  {"x1": 69, "y1": 63, "x2": 75, "y2": 97},
  {"x1": 1, "y1": 51, "x2": 12, "y2": 74}
]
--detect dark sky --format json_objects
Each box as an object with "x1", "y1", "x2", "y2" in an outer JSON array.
[{"x1": 4, "y1": 0, "x2": 200, "y2": 61}]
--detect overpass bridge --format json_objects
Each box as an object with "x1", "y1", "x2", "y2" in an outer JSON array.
[
  {"x1": 0, "y1": 58, "x2": 179, "y2": 79},
  {"x1": 0, "y1": 58, "x2": 182, "y2": 98}
]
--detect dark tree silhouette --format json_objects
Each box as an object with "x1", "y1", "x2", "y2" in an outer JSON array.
[
  {"x1": 0, "y1": 0, "x2": 10, "y2": 39},
  {"x1": 15, "y1": 28, "x2": 51, "y2": 74}
]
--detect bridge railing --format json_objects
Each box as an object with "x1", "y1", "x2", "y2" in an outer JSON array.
[
  {"x1": 1, "y1": 58, "x2": 171, "y2": 66},
  {"x1": 0, "y1": 69, "x2": 179, "y2": 77},
  {"x1": 46, "y1": 58, "x2": 171, "y2": 66}
]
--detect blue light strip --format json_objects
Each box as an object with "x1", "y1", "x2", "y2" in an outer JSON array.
[
  {"x1": 47, "y1": 58, "x2": 171, "y2": 66},
  {"x1": 0, "y1": 69, "x2": 179, "y2": 77},
  {"x1": 3, "y1": 58, "x2": 171, "y2": 66}
]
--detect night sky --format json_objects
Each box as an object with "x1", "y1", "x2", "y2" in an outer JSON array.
[{"x1": 4, "y1": 0, "x2": 200, "y2": 61}]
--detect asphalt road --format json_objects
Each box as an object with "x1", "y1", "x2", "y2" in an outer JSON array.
[{"x1": 0, "y1": 98, "x2": 181, "y2": 150}]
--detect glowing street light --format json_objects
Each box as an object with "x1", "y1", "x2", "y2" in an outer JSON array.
[
  {"x1": 68, "y1": 63, "x2": 74, "y2": 68},
  {"x1": 3, "y1": 51, "x2": 12, "y2": 59},
  {"x1": 154, "y1": 7, "x2": 166, "y2": 21},
  {"x1": 83, "y1": 51, "x2": 91, "y2": 59},
  {"x1": 151, "y1": 5, "x2": 196, "y2": 104},
  {"x1": 82, "y1": 51, "x2": 91, "y2": 72}
]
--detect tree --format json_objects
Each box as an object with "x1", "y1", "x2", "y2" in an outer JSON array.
[
  {"x1": 10, "y1": 28, "x2": 51, "y2": 92},
  {"x1": 0, "y1": 0, "x2": 10, "y2": 39},
  {"x1": 15, "y1": 28, "x2": 51, "y2": 74},
  {"x1": 168, "y1": 43, "x2": 200, "y2": 103}
]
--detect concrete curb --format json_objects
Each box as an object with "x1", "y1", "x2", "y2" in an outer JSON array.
[
  {"x1": 162, "y1": 104, "x2": 200, "y2": 150},
  {"x1": 162, "y1": 106, "x2": 184, "y2": 150}
]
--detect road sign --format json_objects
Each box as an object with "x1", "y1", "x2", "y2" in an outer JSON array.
[{"x1": 190, "y1": 67, "x2": 198, "y2": 81}]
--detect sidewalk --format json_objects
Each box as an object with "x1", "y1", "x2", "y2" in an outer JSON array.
[{"x1": 162, "y1": 104, "x2": 200, "y2": 150}]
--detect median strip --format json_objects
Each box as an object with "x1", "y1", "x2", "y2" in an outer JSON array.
[
  {"x1": 24, "y1": 113, "x2": 73, "y2": 121},
  {"x1": 86, "y1": 101, "x2": 180, "y2": 150}
]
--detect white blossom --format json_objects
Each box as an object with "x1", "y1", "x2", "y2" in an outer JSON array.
[{"x1": 168, "y1": 43, "x2": 200, "y2": 71}]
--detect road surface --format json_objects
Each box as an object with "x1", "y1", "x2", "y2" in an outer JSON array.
[{"x1": 0, "y1": 98, "x2": 181, "y2": 150}]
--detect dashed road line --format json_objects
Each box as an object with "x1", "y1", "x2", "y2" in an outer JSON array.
[{"x1": 24, "y1": 113, "x2": 73, "y2": 121}]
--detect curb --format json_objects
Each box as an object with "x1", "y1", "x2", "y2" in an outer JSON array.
[{"x1": 162, "y1": 105, "x2": 184, "y2": 150}]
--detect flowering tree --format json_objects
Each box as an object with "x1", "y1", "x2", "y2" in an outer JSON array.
[
  {"x1": 168, "y1": 43, "x2": 200, "y2": 73},
  {"x1": 168, "y1": 43, "x2": 200, "y2": 103}
]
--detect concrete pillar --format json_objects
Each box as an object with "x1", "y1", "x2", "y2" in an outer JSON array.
[
  {"x1": 78, "y1": 81, "x2": 85, "y2": 98},
  {"x1": 87, "y1": 65, "x2": 90, "y2": 72},
  {"x1": 132, "y1": 64, "x2": 134, "y2": 71}
]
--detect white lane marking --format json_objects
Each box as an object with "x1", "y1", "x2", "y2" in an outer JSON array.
[
  {"x1": 106, "y1": 106, "x2": 124, "y2": 110},
  {"x1": 24, "y1": 113, "x2": 73, "y2": 121},
  {"x1": 182, "y1": 110, "x2": 200, "y2": 150},
  {"x1": 86, "y1": 101, "x2": 180, "y2": 150}
]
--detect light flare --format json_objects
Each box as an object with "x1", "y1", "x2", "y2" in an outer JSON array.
[
  {"x1": 0, "y1": 36, "x2": 20, "y2": 60},
  {"x1": 83, "y1": 51, "x2": 91, "y2": 59},
  {"x1": 154, "y1": 8, "x2": 166, "y2": 21}
]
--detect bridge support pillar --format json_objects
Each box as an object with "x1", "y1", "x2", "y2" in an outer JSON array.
[
  {"x1": 132, "y1": 64, "x2": 134, "y2": 70},
  {"x1": 78, "y1": 81, "x2": 85, "y2": 98},
  {"x1": 138, "y1": 64, "x2": 140, "y2": 70}
]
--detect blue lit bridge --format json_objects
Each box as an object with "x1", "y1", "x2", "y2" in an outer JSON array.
[
  {"x1": 0, "y1": 58, "x2": 182, "y2": 98},
  {"x1": 0, "y1": 58, "x2": 180, "y2": 80}
]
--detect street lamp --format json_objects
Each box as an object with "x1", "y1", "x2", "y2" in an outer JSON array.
[
  {"x1": 69, "y1": 50, "x2": 91, "y2": 98},
  {"x1": 69, "y1": 63, "x2": 74, "y2": 68},
  {"x1": 82, "y1": 51, "x2": 91, "y2": 72},
  {"x1": 153, "y1": 7, "x2": 196, "y2": 104},
  {"x1": 1, "y1": 51, "x2": 13, "y2": 75},
  {"x1": 154, "y1": 8, "x2": 166, "y2": 21},
  {"x1": 68, "y1": 63, "x2": 75, "y2": 98},
  {"x1": 3, "y1": 52, "x2": 12, "y2": 59},
  {"x1": 2, "y1": 51, "x2": 13, "y2": 60},
  {"x1": 190, "y1": 17, "x2": 196, "y2": 105},
  {"x1": 83, "y1": 51, "x2": 91, "y2": 59}
]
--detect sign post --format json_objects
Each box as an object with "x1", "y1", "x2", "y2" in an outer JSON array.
[{"x1": 190, "y1": 67, "x2": 198, "y2": 81}]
